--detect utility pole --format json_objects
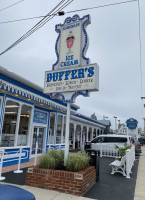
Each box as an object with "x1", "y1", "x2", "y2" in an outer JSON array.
[{"x1": 113, "y1": 116, "x2": 117, "y2": 131}]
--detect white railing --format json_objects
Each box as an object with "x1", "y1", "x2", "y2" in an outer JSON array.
[
  {"x1": 0, "y1": 146, "x2": 27, "y2": 181},
  {"x1": 99, "y1": 144, "x2": 119, "y2": 158},
  {"x1": 126, "y1": 146, "x2": 135, "y2": 178}
]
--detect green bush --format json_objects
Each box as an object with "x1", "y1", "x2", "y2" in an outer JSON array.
[
  {"x1": 39, "y1": 150, "x2": 64, "y2": 169},
  {"x1": 39, "y1": 154, "x2": 55, "y2": 169},
  {"x1": 66, "y1": 152, "x2": 90, "y2": 172},
  {"x1": 39, "y1": 150, "x2": 90, "y2": 172}
]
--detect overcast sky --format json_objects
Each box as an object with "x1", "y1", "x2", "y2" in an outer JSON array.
[{"x1": 0, "y1": 0, "x2": 145, "y2": 130}]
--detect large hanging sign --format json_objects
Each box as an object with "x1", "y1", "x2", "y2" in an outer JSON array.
[
  {"x1": 44, "y1": 14, "x2": 99, "y2": 102},
  {"x1": 126, "y1": 118, "x2": 138, "y2": 130},
  {"x1": 44, "y1": 63, "x2": 98, "y2": 94}
]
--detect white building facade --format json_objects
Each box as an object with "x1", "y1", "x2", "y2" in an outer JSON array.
[{"x1": 0, "y1": 66, "x2": 106, "y2": 167}]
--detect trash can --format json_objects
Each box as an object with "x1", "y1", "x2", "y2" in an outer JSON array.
[{"x1": 85, "y1": 149, "x2": 100, "y2": 182}]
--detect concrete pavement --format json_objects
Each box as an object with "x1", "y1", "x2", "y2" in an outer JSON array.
[
  {"x1": 134, "y1": 146, "x2": 145, "y2": 200},
  {"x1": 0, "y1": 182, "x2": 94, "y2": 200}
]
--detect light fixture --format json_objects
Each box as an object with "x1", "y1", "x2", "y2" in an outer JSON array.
[
  {"x1": 15, "y1": 94, "x2": 18, "y2": 97},
  {"x1": 27, "y1": 99, "x2": 31, "y2": 101},
  {"x1": 5, "y1": 112, "x2": 17, "y2": 114},
  {"x1": 20, "y1": 114, "x2": 29, "y2": 118},
  {"x1": 5, "y1": 105, "x2": 18, "y2": 108}
]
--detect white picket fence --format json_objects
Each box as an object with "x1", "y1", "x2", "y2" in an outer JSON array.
[{"x1": 126, "y1": 146, "x2": 135, "y2": 178}]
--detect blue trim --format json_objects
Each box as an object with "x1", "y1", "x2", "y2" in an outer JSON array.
[
  {"x1": 1, "y1": 147, "x2": 30, "y2": 167},
  {"x1": 50, "y1": 91, "x2": 89, "y2": 103},
  {"x1": 6, "y1": 94, "x2": 34, "y2": 105},
  {"x1": 34, "y1": 106, "x2": 50, "y2": 113},
  {"x1": 33, "y1": 110, "x2": 48, "y2": 124},
  {"x1": 46, "y1": 144, "x2": 65, "y2": 150},
  {"x1": 75, "y1": 114, "x2": 106, "y2": 127},
  {"x1": 0, "y1": 73, "x2": 77, "y2": 109},
  {"x1": 82, "y1": 15, "x2": 90, "y2": 64}
]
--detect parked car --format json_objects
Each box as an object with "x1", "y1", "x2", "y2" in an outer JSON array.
[
  {"x1": 131, "y1": 138, "x2": 142, "y2": 155},
  {"x1": 138, "y1": 137, "x2": 145, "y2": 146},
  {"x1": 85, "y1": 134, "x2": 141, "y2": 155}
]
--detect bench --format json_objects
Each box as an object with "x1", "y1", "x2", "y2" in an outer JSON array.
[{"x1": 109, "y1": 155, "x2": 126, "y2": 176}]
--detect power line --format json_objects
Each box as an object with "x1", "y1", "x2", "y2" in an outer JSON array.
[
  {"x1": 0, "y1": 0, "x2": 138, "y2": 25},
  {"x1": 0, "y1": 0, "x2": 24, "y2": 12},
  {"x1": 0, "y1": 0, "x2": 74, "y2": 55},
  {"x1": 67, "y1": 0, "x2": 138, "y2": 14}
]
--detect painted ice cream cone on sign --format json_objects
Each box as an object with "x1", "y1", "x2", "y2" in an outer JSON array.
[{"x1": 66, "y1": 31, "x2": 75, "y2": 54}]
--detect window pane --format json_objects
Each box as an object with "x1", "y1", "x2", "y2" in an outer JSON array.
[
  {"x1": 18, "y1": 105, "x2": 31, "y2": 146},
  {"x1": 1, "y1": 100, "x2": 18, "y2": 147},
  {"x1": 63, "y1": 116, "x2": 66, "y2": 143}
]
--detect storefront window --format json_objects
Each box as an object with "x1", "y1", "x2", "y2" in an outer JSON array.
[
  {"x1": 56, "y1": 115, "x2": 63, "y2": 144},
  {"x1": 18, "y1": 105, "x2": 31, "y2": 146},
  {"x1": 49, "y1": 113, "x2": 55, "y2": 144},
  {"x1": 1, "y1": 100, "x2": 18, "y2": 147}
]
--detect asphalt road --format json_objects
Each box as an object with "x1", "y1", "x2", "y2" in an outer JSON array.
[{"x1": 84, "y1": 156, "x2": 139, "y2": 200}]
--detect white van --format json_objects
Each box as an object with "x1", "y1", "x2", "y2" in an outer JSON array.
[{"x1": 86, "y1": 134, "x2": 132, "y2": 154}]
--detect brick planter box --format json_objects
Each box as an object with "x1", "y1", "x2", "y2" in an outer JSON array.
[{"x1": 25, "y1": 166, "x2": 96, "y2": 196}]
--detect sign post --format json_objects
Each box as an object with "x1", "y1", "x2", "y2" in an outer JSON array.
[
  {"x1": 64, "y1": 102, "x2": 70, "y2": 165},
  {"x1": 44, "y1": 14, "x2": 99, "y2": 164}
]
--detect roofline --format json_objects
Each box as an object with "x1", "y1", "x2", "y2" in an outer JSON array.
[{"x1": 0, "y1": 66, "x2": 79, "y2": 110}]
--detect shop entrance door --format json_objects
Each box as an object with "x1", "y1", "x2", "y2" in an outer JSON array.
[{"x1": 32, "y1": 127, "x2": 45, "y2": 155}]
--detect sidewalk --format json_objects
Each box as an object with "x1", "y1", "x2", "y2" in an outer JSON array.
[
  {"x1": 134, "y1": 146, "x2": 145, "y2": 200},
  {"x1": 0, "y1": 182, "x2": 93, "y2": 200}
]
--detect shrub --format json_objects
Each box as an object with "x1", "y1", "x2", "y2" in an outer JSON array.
[
  {"x1": 66, "y1": 152, "x2": 90, "y2": 172},
  {"x1": 39, "y1": 150, "x2": 64, "y2": 169},
  {"x1": 39, "y1": 154, "x2": 55, "y2": 169}
]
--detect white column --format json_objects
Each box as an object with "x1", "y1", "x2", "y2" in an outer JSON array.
[
  {"x1": 86, "y1": 126, "x2": 89, "y2": 142},
  {"x1": 54, "y1": 113, "x2": 58, "y2": 145},
  {"x1": 14, "y1": 104, "x2": 22, "y2": 146},
  {"x1": 80, "y1": 125, "x2": 83, "y2": 144},
  {"x1": 91, "y1": 128, "x2": 94, "y2": 140},
  {"x1": 64, "y1": 103, "x2": 70, "y2": 165},
  {"x1": 61, "y1": 116, "x2": 64, "y2": 144},
  {"x1": 73, "y1": 123, "x2": 76, "y2": 149},
  {"x1": 0, "y1": 95, "x2": 6, "y2": 145},
  {"x1": 27, "y1": 106, "x2": 34, "y2": 146}
]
